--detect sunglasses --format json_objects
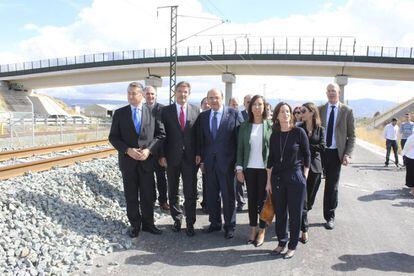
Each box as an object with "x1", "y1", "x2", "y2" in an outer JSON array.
[
  {"x1": 294, "y1": 111, "x2": 301, "y2": 115},
  {"x1": 300, "y1": 109, "x2": 308, "y2": 114}
]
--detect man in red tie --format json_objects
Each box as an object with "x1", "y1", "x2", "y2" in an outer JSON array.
[{"x1": 159, "y1": 81, "x2": 201, "y2": 237}]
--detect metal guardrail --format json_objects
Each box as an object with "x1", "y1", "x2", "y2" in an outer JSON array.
[{"x1": 1, "y1": 37, "x2": 413, "y2": 74}]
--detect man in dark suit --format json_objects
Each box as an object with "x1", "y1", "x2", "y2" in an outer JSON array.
[
  {"x1": 144, "y1": 86, "x2": 170, "y2": 211},
  {"x1": 319, "y1": 83, "x2": 355, "y2": 230},
  {"x1": 228, "y1": 96, "x2": 247, "y2": 212},
  {"x1": 199, "y1": 97, "x2": 210, "y2": 214},
  {"x1": 109, "y1": 82, "x2": 165, "y2": 238},
  {"x1": 198, "y1": 88, "x2": 243, "y2": 239},
  {"x1": 241, "y1": 94, "x2": 252, "y2": 121},
  {"x1": 159, "y1": 81, "x2": 200, "y2": 237}
]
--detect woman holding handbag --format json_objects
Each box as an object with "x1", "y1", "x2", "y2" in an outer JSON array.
[
  {"x1": 236, "y1": 95, "x2": 273, "y2": 247},
  {"x1": 266, "y1": 102, "x2": 310, "y2": 259},
  {"x1": 298, "y1": 102, "x2": 326, "y2": 244}
]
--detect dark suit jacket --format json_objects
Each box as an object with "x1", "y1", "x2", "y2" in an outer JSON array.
[
  {"x1": 241, "y1": 109, "x2": 249, "y2": 122},
  {"x1": 108, "y1": 104, "x2": 165, "y2": 172},
  {"x1": 149, "y1": 102, "x2": 164, "y2": 158},
  {"x1": 319, "y1": 102, "x2": 355, "y2": 160},
  {"x1": 199, "y1": 106, "x2": 243, "y2": 173},
  {"x1": 161, "y1": 103, "x2": 200, "y2": 167},
  {"x1": 299, "y1": 123, "x2": 325, "y2": 173}
]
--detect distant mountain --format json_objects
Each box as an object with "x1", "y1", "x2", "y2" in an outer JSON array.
[
  {"x1": 347, "y1": 99, "x2": 397, "y2": 118},
  {"x1": 58, "y1": 98, "x2": 127, "y2": 108},
  {"x1": 59, "y1": 97, "x2": 397, "y2": 118}
]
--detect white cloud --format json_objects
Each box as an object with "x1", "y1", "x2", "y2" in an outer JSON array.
[{"x1": 1, "y1": 0, "x2": 414, "y2": 103}]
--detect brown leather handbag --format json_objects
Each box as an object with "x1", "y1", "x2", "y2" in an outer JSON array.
[{"x1": 260, "y1": 193, "x2": 275, "y2": 224}]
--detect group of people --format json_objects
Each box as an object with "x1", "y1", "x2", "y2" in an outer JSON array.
[
  {"x1": 108, "y1": 81, "x2": 356, "y2": 259},
  {"x1": 383, "y1": 113, "x2": 414, "y2": 195}
]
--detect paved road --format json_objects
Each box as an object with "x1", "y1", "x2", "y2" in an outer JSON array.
[{"x1": 77, "y1": 143, "x2": 414, "y2": 275}]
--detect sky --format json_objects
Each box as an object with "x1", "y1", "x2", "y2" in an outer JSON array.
[{"x1": 0, "y1": 0, "x2": 413, "y2": 106}]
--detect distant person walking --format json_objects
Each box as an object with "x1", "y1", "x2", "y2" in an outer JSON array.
[
  {"x1": 400, "y1": 113, "x2": 414, "y2": 166},
  {"x1": 383, "y1": 118, "x2": 400, "y2": 167},
  {"x1": 401, "y1": 133, "x2": 414, "y2": 196}
]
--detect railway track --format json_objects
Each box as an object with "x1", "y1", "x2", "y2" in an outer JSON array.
[
  {"x1": 0, "y1": 147, "x2": 117, "y2": 180},
  {"x1": 0, "y1": 139, "x2": 109, "y2": 161}
]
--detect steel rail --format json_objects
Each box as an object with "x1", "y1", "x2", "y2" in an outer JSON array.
[
  {"x1": 0, "y1": 147, "x2": 116, "y2": 180},
  {"x1": 0, "y1": 139, "x2": 109, "y2": 161}
]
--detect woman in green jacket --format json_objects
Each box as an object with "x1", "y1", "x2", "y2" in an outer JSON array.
[{"x1": 236, "y1": 95, "x2": 273, "y2": 246}]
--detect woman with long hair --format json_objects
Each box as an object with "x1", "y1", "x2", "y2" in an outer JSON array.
[
  {"x1": 293, "y1": 106, "x2": 302, "y2": 126},
  {"x1": 236, "y1": 95, "x2": 273, "y2": 246},
  {"x1": 266, "y1": 102, "x2": 310, "y2": 259},
  {"x1": 298, "y1": 102, "x2": 326, "y2": 244}
]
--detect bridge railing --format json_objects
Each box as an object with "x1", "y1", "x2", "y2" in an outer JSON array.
[{"x1": 1, "y1": 37, "x2": 413, "y2": 74}]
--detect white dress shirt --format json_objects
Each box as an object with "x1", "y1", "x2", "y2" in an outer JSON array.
[
  {"x1": 402, "y1": 134, "x2": 414, "y2": 159},
  {"x1": 247, "y1": 124, "x2": 265, "y2": 169},
  {"x1": 383, "y1": 123, "x2": 399, "y2": 141},
  {"x1": 209, "y1": 105, "x2": 224, "y2": 131},
  {"x1": 325, "y1": 102, "x2": 339, "y2": 149},
  {"x1": 175, "y1": 102, "x2": 187, "y2": 125}
]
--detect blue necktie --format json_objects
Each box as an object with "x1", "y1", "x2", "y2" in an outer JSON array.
[
  {"x1": 133, "y1": 107, "x2": 141, "y2": 135},
  {"x1": 212, "y1": 111, "x2": 218, "y2": 139},
  {"x1": 326, "y1": 105, "x2": 335, "y2": 147}
]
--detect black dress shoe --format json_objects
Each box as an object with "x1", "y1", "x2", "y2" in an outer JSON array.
[
  {"x1": 142, "y1": 225, "x2": 162, "y2": 235},
  {"x1": 224, "y1": 229, "x2": 234, "y2": 239},
  {"x1": 203, "y1": 224, "x2": 222, "y2": 233},
  {"x1": 325, "y1": 219, "x2": 335, "y2": 230},
  {"x1": 128, "y1": 227, "x2": 140, "y2": 238},
  {"x1": 172, "y1": 220, "x2": 181, "y2": 232},
  {"x1": 186, "y1": 224, "x2": 195, "y2": 237}
]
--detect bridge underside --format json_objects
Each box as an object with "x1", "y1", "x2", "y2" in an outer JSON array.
[{"x1": 1, "y1": 55, "x2": 414, "y2": 89}]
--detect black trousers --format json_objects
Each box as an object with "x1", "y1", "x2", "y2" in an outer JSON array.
[
  {"x1": 121, "y1": 162, "x2": 156, "y2": 229},
  {"x1": 323, "y1": 149, "x2": 342, "y2": 221},
  {"x1": 406, "y1": 157, "x2": 414, "y2": 188},
  {"x1": 167, "y1": 159, "x2": 197, "y2": 225},
  {"x1": 385, "y1": 139, "x2": 399, "y2": 166},
  {"x1": 272, "y1": 169, "x2": 306, "y2": 250},
  {"x1": 301, "y1": 171, "x2": 322, "y2": 232},
  {"x1": 401, "y1": 139, "x2": 407, "y2": 166},
  {"x1": 244, "y1": 168, "x2": 267, "y2": 227},
  {"x1": 154, "y1": 163, "x2": 168, "y2": 204},
  {"x1": 206, "y1": 163, "x2": 236, "y2": 230},
  {"x1": 200, "y1": 172, "x2": 207, "y2": 207}
]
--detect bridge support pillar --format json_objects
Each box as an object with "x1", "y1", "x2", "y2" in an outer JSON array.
[
  {"x1": 145, "y1": 75, "x2": 163, "y2": 90},
  {"x1": 335, "y1": 75, "x2": 348, "y2": 103},
  {"x1": 222, "y1": 73, "x2": 236, "y2": 105}
]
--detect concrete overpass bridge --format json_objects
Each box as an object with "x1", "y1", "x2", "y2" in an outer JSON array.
[{"x1": 1, "y1": 37, "x2": 413, "y2": 103}]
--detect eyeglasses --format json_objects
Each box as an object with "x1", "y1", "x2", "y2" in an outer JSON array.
[{"x1": 300, "y1": 109, "x2": 308, "y2": 114}]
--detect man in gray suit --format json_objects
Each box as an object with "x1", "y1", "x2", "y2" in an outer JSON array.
[
  {"x1": 145, "y1": 86, "x2": 170, "y2": 211},
  {"x1": 319, "y1": 83, "x2": 355, "y2": 230},
  {"x1": 198, "y1": 88, "x2": 243, "y2": 239},
  {"x1": 159, "y1": 81, "x2": 200, "y2": 237}
]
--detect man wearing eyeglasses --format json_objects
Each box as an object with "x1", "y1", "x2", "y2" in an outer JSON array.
[
  {"x1": 319, "y1": 83, "x2": 355, "y2": 230},
  {"x1": 109, "y1": 82, "x2": 166, "y2": 238}
]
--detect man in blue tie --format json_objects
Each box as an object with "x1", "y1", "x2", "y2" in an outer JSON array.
[
  {"x1": 109, "y1": 82, "x2": 166, "y2": 238},
  {"x1": 319, "y1": 83, "x2": 355, "y2": 230},
  {"x1": 197, "y1": 88, "x2": 243, "y2": 239}
]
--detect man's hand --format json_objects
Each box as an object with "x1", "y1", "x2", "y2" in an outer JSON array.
[
  {"x1": 236, "y1": 171, "x2": 245, "y2": 183},
  {"x1": 126, "y1": 148, "x2": 141, "y2": 160},
  {"x1": 195, "y1": 155, "x2": 201, "y2": 165},
  {"x1": 137, "y1": 148, "x2": 150, "y2": 161},
  {"x1": 342, "y1": 154, "x2": 351, "y2": 166},
  {"x1": 159, "y1": 157, "x2": 167, "y2": 167}
]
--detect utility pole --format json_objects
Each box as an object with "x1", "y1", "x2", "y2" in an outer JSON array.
[{"x1": 158, "y1": 5, "x2": 178, "y2": 104}]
